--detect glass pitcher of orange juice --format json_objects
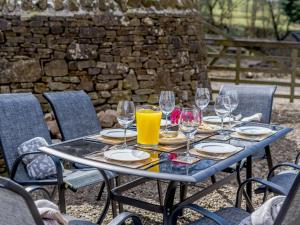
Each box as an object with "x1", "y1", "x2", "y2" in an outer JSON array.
[{"x1": 136, "y1": 105, "x2": 162, "y2": 148}]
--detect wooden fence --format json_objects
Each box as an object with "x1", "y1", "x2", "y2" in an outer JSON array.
[{"x1": 203, "y1": 21, "x2": 300, "y2": 102}]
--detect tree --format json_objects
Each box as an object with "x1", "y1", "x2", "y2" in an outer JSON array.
[{"x1": 281, "y1": 0, "x2": 300, "y2": 23}]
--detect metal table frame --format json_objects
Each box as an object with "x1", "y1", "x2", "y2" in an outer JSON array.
[{"x1": 40, "y1": 125, "x2": 292, "y2": 225}]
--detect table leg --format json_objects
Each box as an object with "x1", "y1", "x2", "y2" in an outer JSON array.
[
  {"x1": 265, "y1": 145, "x2": 274, "y2": 174},
  {"x1": 163, "y1": 181, "x2": 177, "y2": 225},
  {"x1": 157, "y1": 180, "x2": 163, "y2": 206},
  {"x1": 246, "y1": 155, "x2": 252, "y2": 212},
  {"x1": 178, "y1": 183, "x2": 187, "y2": 216},
  {"x1": 96, "y1": 170, "x2": 112, "y2": 225}
]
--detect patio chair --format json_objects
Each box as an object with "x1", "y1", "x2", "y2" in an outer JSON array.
[
  {"x1": 43, "y1": 91, "x2": 118, "y2": 210},
  {"x1": 0, "y1": 93, "x2": 108, "y2": 213},
  {"x1": 255, "y1": 151, "x2": 300, "y2": 199},
  {"x1": 0, "y1": 176, "x2": 142, "y2": 225},
  {"x1": 43, "y1": 91, "x2": 101, "y2": 141},
  {"x1": 220, "y1": 84, "x2": 277, "y2": 171},
  {"x1": 170, "y1": 172, "x2": 300, "y2": 225}
]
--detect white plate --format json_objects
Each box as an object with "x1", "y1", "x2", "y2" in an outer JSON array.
[
  {"x1": 194, "y1": 143, "x2": 239, "y2": 154},
  {"x1": 104, "y1": 149, "x2": 150, "y2": 162},
  {"x1": 100, "y1": 129, "x2": 137, "y2": 139},
  {"x1": 161, "y1": 119, "x2": 172, "y2": 126},
  {"x1": 235, "y1": 126, "x2": 273, "y2": 136},
  {"x1": 203, "y1": 116, "x2": 233, "y2": 124}
]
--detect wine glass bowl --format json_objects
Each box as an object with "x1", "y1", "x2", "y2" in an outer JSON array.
[
  {"x1": 116, "y1": 101, "x2": 135, "y2": 148},
  {"x1": 179, "y1": 107, "x2": 201, "y2": 162},
  {"x1": 222, "y1": 90, "x2": 239, "y2": 127},
  {"x1": 195, "y1": 88, "x2": 210, "y2": 111},
  {"x1": 214, "y1": 96, "x2": 231, "y2": 134},
  {"x1": 159, "y1": 91, "x2": 176, "y2": 137}
]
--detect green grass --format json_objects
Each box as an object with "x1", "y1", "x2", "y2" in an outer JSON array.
[{"x1": 199, "y1": 0, "x2": 300, "y2": 38}]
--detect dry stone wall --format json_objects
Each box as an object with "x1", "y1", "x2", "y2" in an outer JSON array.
[{"x1": 0, "y1": 12, "x2": 207, "y2": 112}]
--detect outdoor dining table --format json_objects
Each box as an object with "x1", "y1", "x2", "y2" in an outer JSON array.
[{"x1": 40, "y1": 122, "x2": 292, "y2": 225}]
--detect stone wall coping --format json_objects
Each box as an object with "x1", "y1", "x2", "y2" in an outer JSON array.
[{"x1": 0, "y1": 1, "x2": 199, "y2": 17}]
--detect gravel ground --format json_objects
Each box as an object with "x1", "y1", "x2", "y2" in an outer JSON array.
[{"x1": 65, "y1": 99, "x2": 300, "y2": 224}]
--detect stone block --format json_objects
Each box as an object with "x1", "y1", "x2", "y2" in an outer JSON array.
[
  {"x1": 79, "y1": 76, "x2": 94, "y2": 91},
  {"x1": 44, "y1": 60, "x2": 68, "y2": 76},
  {"x1": 96, "y1": 80, "x2": 118, "y2": 91},
  {"x1": 49, "y1": 82, "x2": 70, "y2": 91},
  {"x1": 67, "y1": 42, "x2": 98, "y2": 60},
  {"x1": 132, "y1": 94, "x2": 148, "y2": 103},
  {"x1": 0, "y1": 59, "x2": 42, "y2": 83},
  {"x1": 77, "y1": 60, "x2": 96, "y2": 70}
]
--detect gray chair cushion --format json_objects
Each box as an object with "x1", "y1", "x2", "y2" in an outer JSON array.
[
  {"x1": 190, "y1": 208, "x2": 250, "y2": 225},
  {"x1": 256, "y1": 171, "x2": 298, "y2": 194},
  {"x1": 64, "y1": 169, "x2": 116, "y2": 190},
  {"x1": 69, "y1": 220, "x2": 97, "y2": 225}
]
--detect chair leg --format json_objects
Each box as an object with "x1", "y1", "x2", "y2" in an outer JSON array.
[
  {"x1": 58, "y1": 184, "x2": 66, "y2": 213},
  {"x1": 115, "y1": 176, "x2": 124, "y2": 213},
  {"x1": 110, "y1": 179, "x2": 117, "y2": 218},
  {"x1": 210, "y1": 175, "x2": 216, "y2": 184},
  {"x1": 51, "y1": 186, "x2": 57, "y2": 200},
  {"x1": 96, "y1": 182, "x2": 105, "y2": 201},
  {"x1": 157, "y1": 180, "x2": 163, "y2": 206}
]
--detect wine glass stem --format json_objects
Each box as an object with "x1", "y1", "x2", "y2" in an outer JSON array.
[
  {"x1": 229, "y1": 109, "x2": 232, "y2": 127},
  {"x1": 165, "y1": 113, "x2": 168, "y2": 131},
  {"x1": 186, "y1": 137, "x2": 191, "y2": 158},
  {"x1": 221, "y1": 117, "x2": 224, "y2": 134},
  {"x1": 124, "y1": 126, "x2": 127, "y2": 147}
]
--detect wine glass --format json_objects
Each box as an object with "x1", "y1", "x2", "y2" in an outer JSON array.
[
  {"x1": 195, "y1": 88, "x2": 210, "y2": 124},
  {"x1": 214, "y1": 95, "x2": 231, "y2": 134},
  {"x1": 116, "y1": 101, "x2": 135, "y2": 148},
  {"x1": 223, "y1": 90, "x2": 239, "y2": 127},
  {"x1": 179, "y1": 107, "x2": 201, "y2": 163},
  {"x1": 159, "y1": 91, "x2": 175, "y2": 133}
]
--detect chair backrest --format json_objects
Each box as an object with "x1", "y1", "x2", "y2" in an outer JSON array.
[
  {"x1": 219, "y1": 84, "x2": 276, "y2": 123},
  {"x1": 274, "y1": 172, "x2": 300, "y2": 225},
  {"x1": 0, "y1": 176, "x2": 44, "y2": 225},
  {"x1": 0, "y1": 93, "x2": 51, "y2": 174},
  {"x1": 43, "y1": 91, "x2": 101, "y2": 141}
]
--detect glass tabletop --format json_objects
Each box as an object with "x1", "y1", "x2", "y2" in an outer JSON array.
[{"x1": 46, "y1": 122, "x2": 291, "y2": 183}]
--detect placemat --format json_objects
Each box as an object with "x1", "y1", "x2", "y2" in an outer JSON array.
[
  {"x1": 84, "y1": 151, "x2": 159, "y2": 169},
  {"x1": 156, "y1": 134, "x2": 213, "y2": 153},
  {"x1": 230, "y1": 131, "x2": 276, "y2": 141},
  {"x1": 189, "y1": 146, "x2": 244, "y2": 160},
  {"x1": 85, "y1": 135, "x2": 136, "y2": 145}
]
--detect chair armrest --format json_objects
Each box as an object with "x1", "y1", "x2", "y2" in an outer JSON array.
[
  {"x1": 11, "y1": 152, "x2": 64, "y2": 185},
  {"x1": 235, "y1": 177, "x2": 288, "y2": 211},
  {"x1": 170, "y1": 204, "x2": 229, "y2": 225},
  {"x1": 25, "y1": 186, "x2": 51, "y2": 200},
  {"x1": 107, "y1": 212, "x2": 142, "y2": 225},
  {"x1": 267, "y1": 162, "x2": 300, "y2": 180}
]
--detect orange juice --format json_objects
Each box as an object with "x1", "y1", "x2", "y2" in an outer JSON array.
[{"x1": 136, "y1": 106, "x2": 162, "y2": 148}]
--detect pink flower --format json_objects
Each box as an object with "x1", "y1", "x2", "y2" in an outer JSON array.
[{"x1": 170, "y1": 107, "x2": 181, "y2": 124}]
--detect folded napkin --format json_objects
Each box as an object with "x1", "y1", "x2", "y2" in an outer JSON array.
[
  {"x1": 241, "y1": 113, "x2": 262, "y2": 122},
  {"x1": 230, "y1": 130, "x2": 276, "y2": 142},
  {"x1": 35, "y1": 200, "x2": 67, "y2": 225},
  {"x1": 198, "y1": 123, "x2": 221, "y2": 133},
  {"x1": 86, "y1": 135, "x2": 136, "y2": 145},
  {"x1": 190, "y1": 146, "x2": 243, "y2": 160},
  {"x1": 159, "y1": 132, "x2": 186, "y2": 145},
  {"x1": 239, "y1": 196, "x2": 285, "y2": 225}
]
